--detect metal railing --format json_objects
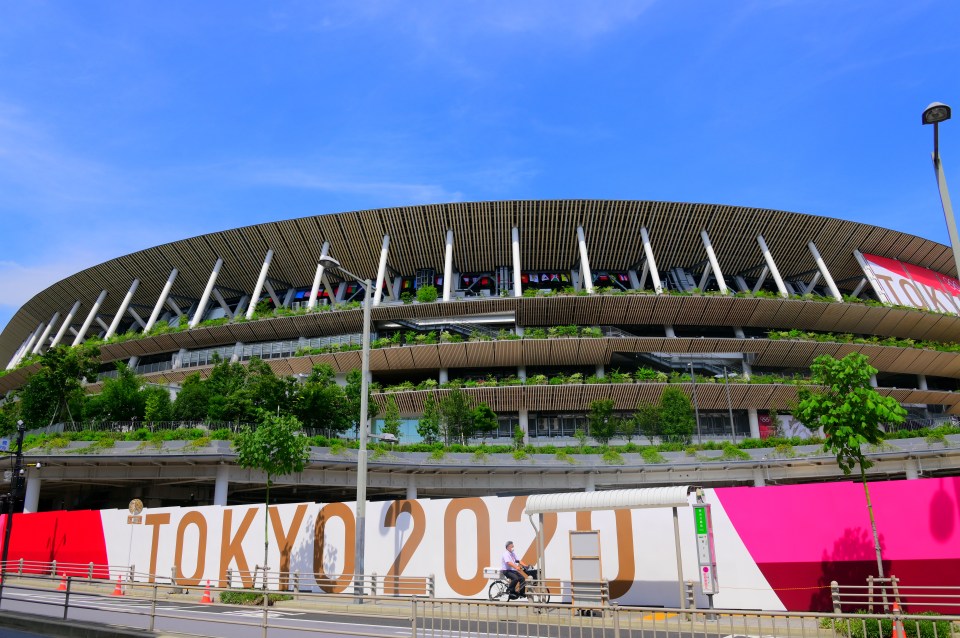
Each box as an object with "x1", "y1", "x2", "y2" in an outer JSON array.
[{"x1": 832, "y1": 576, "x2": 960, "y2": 614}]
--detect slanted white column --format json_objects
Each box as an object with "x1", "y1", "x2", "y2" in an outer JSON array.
[
  {"x1": 639, "y1": 227, "x2": 663, "y2": 294},
  {"x1": 374, "y1": 235, "x2": 390, "y2": 306},
  {"x1": 192, "y1": 258, "x2": 224, "y2": 328},
  {"x1": 443, "y1": 230, "x2": 454, "y2": 302},
  {"x1": 870, "y1": 374, "x2": 878, "y2": 388},
  {"x1": 32, "y1": 313, "x2": 59, "y2": 354},
  {"x1": 757, "y1": 235, "x2": 789, "y2": 298},
  {"x1": 406, "y1": 476, "x2": 417, "y2": 501},
  {"x1": 145, "y1": 269, "x2": 178, "y2": 333},
  {"x1": 439, "y1": 368, "x2": 449, "y2": 384},
  {"x1": 246, "y1": 251, "x2": 274, "y2": 320},
  {"x1": 748, "y1": 409, "x2": 760, "y2": 438},
  {"x1": 50, "y1": 301, "x2": 81, "y2": 349},
  {"x1": 751, "y1": 266, "x2": 770, "y2": 294},
  {"x1": 595, "y1": 364, "x2": 605, "y2": 379},
  {"x1": 918, "y1": 374, "x2": 928, "y2": 390},
  {"x1": 23, "y1": 476, "x2": 41, "y2": 514},
  {"x1": 105, "y1": 279, "x2": 140, "y2": 339},
  {"x1": 519, "y1": 408, "x2": 529, "y2": 444},
  {"x1": 576, "y1": 226, "x2": 594, "y2": 293},
  {"x1": 73, "y1": 290, "x2": 108, "y2": 346},
  {"x1": 700, "y1": 230, "x2": 728, "y2": 294},
  {"x1": 20, "y1": 323, "x2": 45, "y2": 361},
  {"x1": 214, "y1": 464, "x2": 230, "y2": 506},
  {"x1": 307, "y1": 242, "x2": 331, "y2": 311},
  {"x1": 512, "y1": 227, "x2": 522, "y2": 297},
  {"x1": 6, "y1": 337, "x2": 30, "y2": 369},
  {"x1": 212, "y1": 289, "x2": 234, "y2": 318},
  {"x1": 808, "y1": 241, "x2": 843, "y2": 302},
  {"x1": 127, "y1": 307, "x2": 146, "y2": 330},
  {"x1": 665, "y1": 325, "x2": 676, "y2": 338}
]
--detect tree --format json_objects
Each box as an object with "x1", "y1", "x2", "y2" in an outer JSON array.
[
  {"x1": 235, "y1": 413, "x2": 311, "y2": 587},
  {"x1": 143, "y1": 386, "x2": 173, "y2": 422},
  {"x1": 417, "y1": 395, "x2": 441, "y2": 444},
  {"x1": 440, "y1": 388, "x2": 474, "y2": 444},
  {"x1": 659, "y1": 387, "x2": 695, "y2": 443},
  {"x1": 86, "y1": 362, "x2": 145, "y2": 422},
  {"x1": 245, "y1": 358, "x2": 290, "y2": 417},
  {"x1": 618, "y1": 411, "x2": 638, "y2": 443},
  {"x1": 795, "y1": 353, "x2": 906, "y2": 578},
  {"x1": 172, "y1": 373, "x2": 209, "y2": 420},
  {"x1": 381, "y1": 395, "x2": 402, "y2": 443},
  {"x1": 471, "y1": 403, "x2": 498, "y2": 441},
  {"x1": 633, "y1": 401, "x2": 661, "y2": 444},
  {"x1": 293, "y1": 364, "x2": 351, "y2": 434},
  {"x1": 587, "y1": 399, "x2": 618, "y2": 447},
  {"x1": 18, "y1": 343, "x2": 100, "y2": 426}
]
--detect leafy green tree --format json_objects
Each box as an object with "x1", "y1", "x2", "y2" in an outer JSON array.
[
  {"x1": 143, "y1": 386, "x2": 173, "y2": 422},
  {"x1": 633, "y1": 401, "x2": 661, "y2": 444},
  {"x1": 795, "y1": 353, "x2": 906, "y2": 578},
  {"x1": 86, "y1": 362, "x2": 145, "y2": 422},
  {"x1": 172, "y1": 373, "x2": 210, "y2": 420},
  {"x1": 18, "y1": 343, "x2": 100, "y2": 426},
  {"x1": 345, "y1": 369, "x2": 379, "y2": 439},
  {"x1": 440, "y1": 388, "x2": 474, "y2": 444},
  {"x1": 417, "y1": 395, "x2": 441, "y2": 444},
  {"x1": 205, "y1": 356, "x2": 253, "y2": 422},
  {"x1": 0, "y1": 400, "x2": 21, "y2": 436},
  {"x1": 416, "y1": 284, "x2": 439, "y2": 303},
  {"x1": 293, "y1": 364, "x2": 351, "y2": 434},
  {"x1": 235, "y1": 413, "x2": 311, "y2": 586},
  {"x1": 381, "y1": 395, "x2": 402, "y2": 442},
  {"x1": 471, "y1": 403, "x2": 498, "y2": 441},
  {"x1": 245, "y1": 358, "x2": 290, "y2": 417},
  {"x1": 587, "y1": 399, "x2": 618, "y2": 447},
  {"x1": 659, "y1": 387, "x2": 695, "y2": 443}
]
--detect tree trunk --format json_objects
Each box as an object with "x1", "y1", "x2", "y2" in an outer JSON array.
[{"x1": 860, "y1": 466, "x2": 885, "y2": 578}]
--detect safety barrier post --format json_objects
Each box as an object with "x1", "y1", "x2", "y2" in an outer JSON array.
[
  {"x1": 63, "y1": 576, "x2": 71, "y2": 620},
  {"x1": 262, "y1": 583, "x2": 269, "y2": 638},
  {"x1": 831, "y1": 581, "x2": 841, "y2": 613},
  {"x1": 410, "y1": 599, "x2": 418, "y2": 636},
  {"x1": 17, "y1": 558, "x2": 22, "y2": 575},
  {"x1": 226, "y1": 567, "x2": 232, "y2": 589},
  {"x1": 149, "y1": 581, "x2": 158, "y2": 631},
  {"x1": 50, "y1": 559, "x2": 57, "y2": 576},
  {"x1": 88, "y1": 562, "x2": 94, "y2": 580},
  {"x1": 128, "y1": 564, "x2": 135, "y2": 584},
  {"x1": 170, "y1": 566, "x2": 181, "y2": 594},
  {"x1": 685, "y1": 580, "x2": 696, "y2": 609},
  {"x1": 293, "y1": 570, "x2": 300, "y2": 597},
  {"x1": 371, "y1": 573, "x2": 378, "y2": 596},
  {"x1": 611, "y1": 602, "x2": 621, "y2": 638},
  {"x1": 428, "y1": 574, "x2": 435, "y2": 598}
]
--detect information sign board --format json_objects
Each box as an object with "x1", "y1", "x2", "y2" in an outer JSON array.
[{"x1": 693, "y1": 504, "x2": 718, "y2": 595}]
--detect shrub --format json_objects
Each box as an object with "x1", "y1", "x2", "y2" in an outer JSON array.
[
  {"x1": 416, "y1": 285, "x2": 439, "y2": 303},
  {"x1": 601, "y1": 448, "x2": 624, "y2": 465},
  {"x1": 720, "y1": 443, "x2": 751, "y2": 461},
  {"x1": 220, "y1": 591, "x2": 293, "y2": 606},
  {"x1": 641, "y1": 447, "x2": 666, "y2": 464}
]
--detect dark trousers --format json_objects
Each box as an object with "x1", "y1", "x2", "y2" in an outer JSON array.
[{"x1": 502, "y1": 570, "x2": 524, "y2": 597}]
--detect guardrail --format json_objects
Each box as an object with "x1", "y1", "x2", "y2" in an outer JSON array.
[{"x1": 832, "y1": 576, "x2": 960, "y2": 614}]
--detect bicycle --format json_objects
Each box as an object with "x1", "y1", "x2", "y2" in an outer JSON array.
[{"x1": 487, "y1": 566, "x2": 550, "y2": 603}]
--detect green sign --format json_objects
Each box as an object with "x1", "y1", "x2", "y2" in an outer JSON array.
[{"x1": 694, "y1": 506, "x2": 708, "y2": 535}]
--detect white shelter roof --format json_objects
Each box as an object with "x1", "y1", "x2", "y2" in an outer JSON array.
[{"x1": 524, "y1": 487, "x2": 693, "y2": 515}]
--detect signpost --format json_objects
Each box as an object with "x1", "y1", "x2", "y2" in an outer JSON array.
[
  {"x1": 126, "y1": 499, "x2": 144, "y2": 575},
  {"x1": 693, "y1": 503, "x2": 718, "y2": 611}
]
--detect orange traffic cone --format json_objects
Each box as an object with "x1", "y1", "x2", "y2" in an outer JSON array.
[
  {"x1": 199, "y1": 580, "x2": 212, "y2": 604},
  {"x1": 57, "y1": 573, "x2": 67, "y2": 591},
  {"x1": 111, "y1": 577, "x2": 124, "y2": 596},
  {"x1": 891, "y1": 601, "x2": 906, "y2": 638}
]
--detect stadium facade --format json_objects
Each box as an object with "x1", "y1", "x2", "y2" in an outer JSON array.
[{"x1": 1, "y1": 200, "x2": 960, "y2": 512}]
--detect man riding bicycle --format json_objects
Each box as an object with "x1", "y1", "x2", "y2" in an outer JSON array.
[{"x1": 501, "y1": 541, "x2": 530, "y2": 600}]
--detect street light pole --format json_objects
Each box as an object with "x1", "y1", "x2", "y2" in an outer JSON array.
[
  {"x1": 723, "y1": 366, "x2": 737, "y2": 444},
  {"x1": 1, "y1": 420, "x2": 27, "y2": 588},
  {"x1": 318, "y1": 255, "x2": 372, "y2": 597},
  {"x1": 922, "y1": 102, "x2": 960, "y2": 280},
  {"x1": 689, "y1": 363, "x2": 702, "y2": 445}
]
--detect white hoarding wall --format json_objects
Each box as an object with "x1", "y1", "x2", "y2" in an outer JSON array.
[
  {"x1": 856, "y1": 251, "x2": 960, "y2": 316},
  {"x1": 101, "y1": 491, "x2": 781, "y2": 610}
]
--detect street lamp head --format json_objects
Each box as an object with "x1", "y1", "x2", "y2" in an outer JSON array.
[
  {"x1": 318, "y1": 254, "x2": 343, "y2": 268},
  {"x1": 923, "y1": 102, "x2": 952, "y2": 125}
]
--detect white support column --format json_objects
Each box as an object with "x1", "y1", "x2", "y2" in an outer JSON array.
[
  {"x1": 20, "y1": 323, "x2": 44, "y2": 361},
  {"x1": 733, "y1": 326, "x2": 746, "y2": 339},
  {"x1": 595, "y1": 364, "x2": 605, "y2": 379},
  {"x1": 307, "y1": 242, "x2": 331, "y2": 311},
  {"x1": 105, "y1": 279, "x2": 140, "y2": 339},
  {"x1": 756, "y1": 235, "x2": 789, "y2": 298},
  {"x1": 282, "y1": 287, "x2": 296, "y2": 308},
  {"x1": 50, "y1": 301, "x2": 81, "y2": 349},
  {"x1": 512, "y1": 227, "x2": 522, "y2": 297},
  {"x1": 263, "y1": 281, "x2": 281, "y2": 308},
  {"x1": 870, "y1": 374, "x2": 878, "y2": 388},
  {"x1": 166, "y1": 297, "x2": 184, "y2": 317},
  {"x1": 231, "y1": 342, "x2": 243, "y2": 364},
  {"x1": 439, "y1": 368, "x2": 449, "y2": 384},
  {"x1": 904, "y1": 458, "x2": 920, "y2": 480},
  {"x1": 517, "y1": 365, "x2": 527, "y2": 382},
  {"x1": 127, "y1": 307, "x2": 146, "y2": 330},
  {"x1": 373, "y1": 234, "x2": 390, "y2": 306},
  {"x1": 698, "y1": 262, "x2": 714, "y2": 292},
  {"x1": 748, "y1": 409, "x2": 760, "y2": 438},
  {"x1": 576, "y1": 226, "x2": 594, "y2": 294},
  {"x1": 212, "y1": 289, "x2": 234, "y2": 318},
  {"x1": 700, "y1": 230, "x2": 728, "y2": 294},
  {"x1": 145, "y1": 268, "x2": 178, "y2": 333},
  {"x1": 406, "y1": 476, "x2": 417, "y2": 501},
  {"x1": 802, "y1": 272, "x2": 821, "y2": 295},
  {"x1": 734, "y1": 276, "x2": 750, "y2": 293},
  {"x1": 246, "y1": 251, "x2": 274, "y2": 320},
  {"x1": 214, "y1": 464, "x2": 230, "y2": 506},
  {"x1": 628, "y1": 269, "x2": 641, "y2": 290},
  {"x1": 23, "y1": 476, "x2": 41, "y2": 514},
  {"x1": 32, "y1": 313, "x2": 59, "y2": 355},
  {"x1": 751, "y1": 266, "x2": 769, "y2": 294},
  {"x1": 752, "y1": 467, "x2": 765, "y2": 487},
  {"x1": 73, "y1": 290, "x2": 108, "y2": 346},
  {"x1": 191, "y1": 258, "x2": 224, "y2": 328},
  {"x1": 808, "y1": 241, "x2": 843, "y2": 302},
  {"x1": 519, "y1": 408, "x2": 529, "y2": 445},
  {"x1": 665, "y1": 325, "x2": 676, "y2": 338},
  {"x1": 443, "y1": 230, "x2": 454, "y2": 302},
  {"x1": 95, "y1": 317, "x2": 110, "y2": 333},
  {"x1": 6, "y1": 337, "x2": 30, "y2": 370},
  {"x1": 639, "y1": 227, "x2": 664, "y2": 294},
  {"x1": 918, "y1": 374, "x2": 928, "y2": 390}
]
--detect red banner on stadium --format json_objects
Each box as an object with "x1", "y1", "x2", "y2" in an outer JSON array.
[{"x1": 856, "y1": 252, "x2": 960, "y2": 315}]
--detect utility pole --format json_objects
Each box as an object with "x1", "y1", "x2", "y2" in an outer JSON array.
[{"x1": 1, "y1": 420, "x2": 27, "y2": 586}]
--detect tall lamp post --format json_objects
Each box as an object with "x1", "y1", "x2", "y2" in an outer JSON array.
[
  {"x1": 922, "y1": 102, "x2": 960, "y2": 279},
  {"x1": 318, "y1": 255, "x2": 372, "y2": 597},
  {"x1": 1, "y1": 420, "x2": 27, "y2": 591}
]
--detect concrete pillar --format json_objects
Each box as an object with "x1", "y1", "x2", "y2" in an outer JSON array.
[
  {"x1": 128, "y1": 356, "x2": 140, "y2": 369},
  {"x1": 374, "y1": 235, "x2": 390, "y2": 305},
  {"x1": 406, "y1": 476, "x2": 417, "y2": 501},
  {"x1": 192, "y1": 258, "x2": 224, "y2": 328},
  {"x1": 904, "y1": 458, "x2": 920, "y2": 480},
  {"x1": 172, "y1": 348, "x2": 188, "y2": 370},
  {"x1": 576, "y1": 226, "x2": 594, "y2": 293},
  {"x1": 748, "y1": 409, "x2": 760, "y2": 439},
  {"x1": 24, "y1": 476, "x2": 41, "y2": 514},
  {"x1": 595, "y1": 364, "x2": 605, "y2": 379},
  {"x1": 105, "y1": 279, "x2": 140, "y2": 339},
  {"x1": 734, "y1": 326, "x2": 745, "y2": 339},
  {"x1": 145, "y1": 269, "x2": 178, "y2": 332},
  {"x1": 307, "y1": 242, "x2": 331, "y2": 311},
  {"x1": 519, "y1": 408, "x2": 529, "y2": 444},
  {"x1": 6, "y1": 337, "x2": 29, "y2": 370},
  {"x1": 214, "y1": 465, "x2": 229, "y2": 506},
  {"x1": 742, "y1": 359, "x2": 753, "y2": 380},
  {"x1": 231, "y1": 342, "x2": 243, "y2": 364},
  {"x1": 50, "y1": 301, "x2": 82, "y2": 349},
  {"x1": 443, "y1": 230, "x2": 454, "y2": 302},
  {"x1": 808, "y1": 241, "x2": 843, "y2": 302},
  {"x1": 870, "y1": 375, "x2": 878, "y2": 388},
  {"x1": 512, "y1": 227, "x2": 522, "y2": 297},
  {"x1": 247, "y1": 251, "x2": 274, "y2": 320},
  {"x1": 665, "y1": 325, "x2": 676, "y2": 338},
  {"x1": 584, "y1": 473, "x2": 595, "y2": 493},
  {"x1": 19, "y1": 323, "x2": 44, "y2": 362},
  {"x1": 917, "y1": 374, "x2": 928, "y2": 390},
  {"x1": 31, "y1": 313, "x2": 59, "y2": 355},
  {"x1": 756, "y1": 235, "x2": 789, "y2": 298},
  {"x1": 517, "y1": 365, "x2": 527, "y2": 382},
  {"x1": 639, "y1": 227, "x2": 663, "y2": 294},
  {"x1": 700, "y1": 230, "x2": 728, "y2": 294},
  {"x1": 73, "y1": 290, "x2": 108, "y2": 346},
  {"x1": 752, "y1": 468, "x2": 766, "y2": 488},
  {"x1": 439, "y1": 368, "x2": 449, "y2": 384}
]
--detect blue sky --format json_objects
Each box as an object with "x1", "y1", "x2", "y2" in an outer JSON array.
[{"x1": 1, "y1": 1, "x2": 958, "y2": 332}]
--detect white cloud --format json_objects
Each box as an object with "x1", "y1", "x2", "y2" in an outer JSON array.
[{"x1": 252, "y1": 168, "x2": 463, "y2": 204}]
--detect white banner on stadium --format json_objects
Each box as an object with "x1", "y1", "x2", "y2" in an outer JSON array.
[{"x1": 854, "y1": 250, "x2": 960, "y2": 316}]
